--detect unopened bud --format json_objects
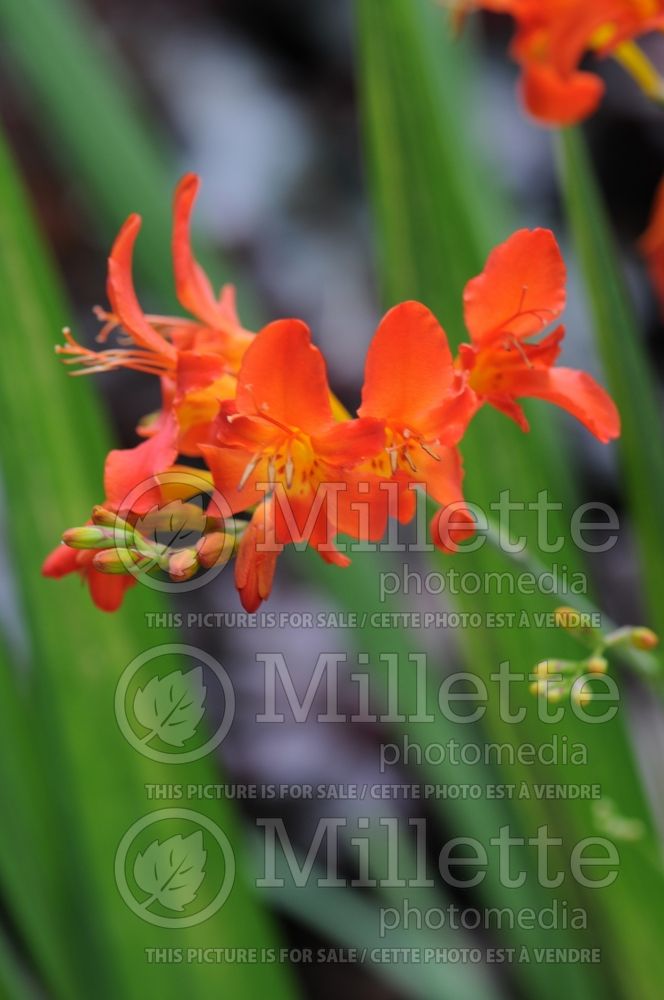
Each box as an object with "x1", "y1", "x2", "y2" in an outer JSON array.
[
  {"x1": 546, "y1": 684, "x2": 566, "y2": 703},
  {"x1": 554, "y1": 606, "x2": 581, "y2": 629},
  {"x1": 554, "y1": 606, "x2": 600, "y2": 644},
  {"x1": 532, "y1": 658, "x2": 575, "y2": 679},
  {"x1": 168, "y1": 548, "x2": 199, "y2": 582},
  {"x1": 605, "y1": 625, "x2": 659, "y2": 651},
  {"x1": 571, "y1": 681, "x2": 592, "y2": 708},
  {"x1": 91, "y1": 506, "x2": 118, "y2": 527},
  {"x1": 586, "y1": 656, "x2": 608, "y2": 674},
  {"x1": 196, "y1": 532, "x2": 234, "y2": 569},
  {"x1": 62, "y1": 525, "x2": 112, "y2": 550},
  {"x1": 92, "y1": 549, "x2": 149, "y2": 574},
  {"x1": 630, "y1": 627, "x2": 659, "y2": 651}
]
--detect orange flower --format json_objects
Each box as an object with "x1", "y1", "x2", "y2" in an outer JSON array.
[
  {"x1": 57, "y1": 174, "x2": 253, "y2": 452},
  {"x1": 465, "y1": 0, "x2": 664, "y2": 125},
  {"x1": 458, "y1": 229, "x2": 620, "y2": 442},
  {"x1": 358, "y1": 301, "x2": 477, "y2": 549},
  {"x1": 202, "y1": 319, "x2": 386, "y2": 609},
  {"x1": 640, "y1": 175, "x2": 664, "y2": 315}
]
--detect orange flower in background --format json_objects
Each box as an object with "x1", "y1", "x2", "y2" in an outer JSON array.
[
  {"x1": 358, "y1": 301, "x2": 477, "y2": 550},
  {"x1": 640, "y1": 175, "x2": 664, "y2": 315},
  {"x1": 202, "y1": 318, "x2": 386, "y2": 609},
  {"x1": 463, "y1": 0, "x2": 664, "y2": 125},
  {"x1": 458, "y1": 229, "x2": 621, "y2": 442}
]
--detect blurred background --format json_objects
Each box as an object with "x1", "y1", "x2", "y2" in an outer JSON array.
[{"x1": 1, "y1": 2, "x2": 664, "y2": 999}]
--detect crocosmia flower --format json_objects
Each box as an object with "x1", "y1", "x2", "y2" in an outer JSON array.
[
  {"x1": 458, "y1": 228, "x2": 621, "y2": 442},
  {"x1": 42, "y1": 174, "x2": 620, "y2": 612},
  {"x1": 358, "y1": 301, "x2": 477, "y2": 550},
  {"x1": 202, "y1": 319, "x2": 386, "y2": 609},
  {"x1": 461, "y1": 0, "x2": 664, "y2": 125}
]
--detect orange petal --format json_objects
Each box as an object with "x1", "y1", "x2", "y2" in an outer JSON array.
[
  {"x1": 313, "y1": 417, "x2": 385, "y2": 467},
  {"x1": 104, "y1": 413, "x2": 179, "y2": 513},
  {"x1": 520, "y1": 63, "x2": 604, "y2": 127},
  {"x1": 359, "y1": 302, "x2": 456, "y2": 426},
  {"x1": 106, "y1": 214, "x2": 177, "y2": 362},
  {"x1": 430, "y1": 505, "x2": 476, "y2": 554},
  {"x1": 235, "y1": 319, "x2": 334, "y2": 432},
  {"x1": 463, "y1": 229, "x2": 567, "y2": 344},
  {"x1": 173, "y1": 173, "x2": 228, "y2": 328},
  {"x1": 505, "y1": 367, "x2": 621, "y2": 443},
  {"x1": 200, "y1": 443, "x2": 267, "y2": 515},
  {"x1": 235, "y1": 501, "x2": 280, "y2": 612},
  {"x1": 87, "y1": 571, "x2": 136, "y2": 612},
  {"x1": 42, "y1": 543, "x2": 81, "y2": 578},
  {"x1": 412, "y1": 445, "x2": 468, "y2": 509}
]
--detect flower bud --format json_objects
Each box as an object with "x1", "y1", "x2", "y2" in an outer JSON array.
[
  {"x1": 92, "y1": 549, "x2": 149, "y2": 574},
  {"x1": 605, "y1": 625, "x2": 659, "y2": 651},
  {"x1": 586, "y1": 656, "x2": 608, "y2": 674},
  {"x1": 571, "y1": 677, "x2": 593, "y2": 707},
  {"x1": 91, "y1": 506, "x2": 118, "y2": 527},
  {"x1": 168, "y1": 548, "x2": 199, "y2": 582},
  {"x1": 196, "y1": 531, "x2": 234, "y2": 569},
  {"x1": 62, "y1": 525, "x2": 112, "y2": 550},
  {"x1": 554, "y1": 606, "x2": 600, "y2": 643},
  {"x1": 630, "y1": 627, "x2": 659, "y2": 651}
]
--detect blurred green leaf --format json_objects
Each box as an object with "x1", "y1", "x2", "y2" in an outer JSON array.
[
  {"x1": 356, "y1": 2, "x2": 664, "y2": 998},
  {"x1": 0, "y1": 125, "x2": 295, "y2": 999},
  {"x1": 557, "y1": 127, "x2": 664, "y2": 648}
]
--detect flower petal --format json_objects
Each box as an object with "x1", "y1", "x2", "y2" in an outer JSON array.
[
  {"x1": 200, "y1": 443, "x2": 268, "y2": 514},
  {"x1": 505, "y1": 367, "x2": 621, "y2": 443},
  {"x1": 312, "y1": 417, "x2": 385, "y2": 467},
  {"x1": 235, "y1": 500, "x2": 280, "y2": 612},
  {"x1": 235, "y1": 319, "x2": 334, "y2": 432},
  {"x1": 87, "y1": 571, "x2": 136, "y2": 613},
  {"x1": 104, "y1": 412, "x2": 179, "y2": 513},
  {"x1": 107, "y1": 214, "x2": 177, "y2": 361},
  {"x1": 521, "y1": 63, "x2": 605, "y2": 127},
  {"x1": 173, "y1": 173, "x2": 229, "y2": 328},
  {"x1": 463, "y1": 229, "x2": 567, "y2": 344},
  {"x1": 359, "y1": 302, "x2": 456, "y2": 426}
]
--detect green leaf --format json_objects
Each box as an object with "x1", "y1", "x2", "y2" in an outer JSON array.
[
  {"x1": 0, "y1": 124, "x2": 295, "y2": 999},
  {"x1": 556, "y1": 127, "x2": 664, "y2": 644},
  {"x1": 355, "y1": 2, "x2": 664, "y2": 998}
]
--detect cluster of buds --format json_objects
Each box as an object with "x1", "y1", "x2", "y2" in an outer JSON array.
[
  {"x1": 62, "y1": 504, "x2": 239, "y2": 587},
  {"x1": 529, "y1": 607, "x2": 659, "y2": 706},
  {"x1": 43, "y1": 176, "x2": 619, "y2": 612}
]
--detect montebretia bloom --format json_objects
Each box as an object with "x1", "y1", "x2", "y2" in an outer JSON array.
[
  {"x1": 458, "y1": 229, "x2": 620, "y2": 442},
  {"x1": 57, "y1": 173, "x2": 253, "y2": 454},
  {"x1": 42, "y1": 178, "x2": 622, "y2": 615},
  {"x1": 202, "y1": 319, "x2": 386, "y2": 610},
  {"x1": 461, "y1": 1, "x2": 664, "y2": 125},
  {"x1": 358, "y1": 301, "x2": 477, "y2": 552}
]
